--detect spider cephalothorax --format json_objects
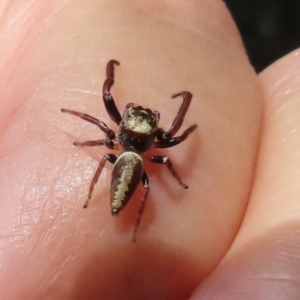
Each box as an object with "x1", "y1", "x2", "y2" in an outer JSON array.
[
  {"x1": 118, "y1": 103, "x2": 160, "y2": 153},
  {"x1": 61, "y1": 60, "x2": 197, "y2": 241}
]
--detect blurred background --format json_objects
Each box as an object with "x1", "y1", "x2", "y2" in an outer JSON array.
[{"x1": 224, "y1": 0, "x2": 300, "y2": 72}]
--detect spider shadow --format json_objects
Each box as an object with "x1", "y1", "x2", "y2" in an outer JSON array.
[{"x1": 145, "y1": 127, "x2": 200, "y2": 203}]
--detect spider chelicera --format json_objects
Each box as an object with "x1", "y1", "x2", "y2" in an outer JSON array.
[{"x1": 61, "y1": 60, "x2": 197, "y2": 241}]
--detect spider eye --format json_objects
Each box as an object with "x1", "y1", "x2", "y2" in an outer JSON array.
[{"x1": 128, "y1": 109, "x2": 137, "y2": 118}]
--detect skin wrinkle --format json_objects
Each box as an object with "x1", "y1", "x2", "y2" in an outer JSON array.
[
  {"x1": 107, "y1": 2, "x2": 245, "y2": 73},
  {"x1": 278, "y1": 250, "x2": 300, "y2": 261},
  {"x1": 10, "y1": 151, "x2": 71, "y2": 249},
  {"x1": 0, "y1": 1, "x2": 38, "y2": 67},
  {"x1": 46, "y1": 253, "x2": 80, "y2": 287},
  {"x1": 262, "y1": 53, "x2": 300, "y2": 101},
  {"x1": 41, "y1": 0, "x2": 71, "y2": 28},
  {"x1": 192, "y1": 229, "x2": 300, "y2": 299},
  {"x1": 266, "y1": 90, "x2": 300, "y2": 120},
  {"x1": 138, "y1": 0, "x2": 243, "y2": 56},
  {"x1": 282, "y1": 87, "x2": 300, "y2": 97},
  {"x1": 0, "y1": 2, "x2": 8, "y2": 17},
  {"x1": 0, "y1": 1, "x2": 70, "y2": 134},
  {"x1": 63, "y1": 88, "x2": 101, "y2": 96},
  {"x1": 255, "y1": 274, "x2": 300, "y2": 291},
  {"x1": 1, "y1": 142, "x2": 55, "y2": 249}
]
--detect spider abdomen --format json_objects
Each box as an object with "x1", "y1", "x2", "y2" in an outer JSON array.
[{"x1": 110, "y1": 151, "x2": 143, "y2": 215}]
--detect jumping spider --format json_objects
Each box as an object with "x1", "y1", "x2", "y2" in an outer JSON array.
[{"x1": 61, "y1": 60, "x2": 197, "y2": 241}]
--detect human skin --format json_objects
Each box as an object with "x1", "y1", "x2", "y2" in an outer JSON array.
[{"x1": 0, "y1": 0, "x2": 299, "y2": 299}]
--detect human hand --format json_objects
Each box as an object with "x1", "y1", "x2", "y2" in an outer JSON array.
[{"x1": 0, "y1": 1, "x2": 299, "y2": 299}]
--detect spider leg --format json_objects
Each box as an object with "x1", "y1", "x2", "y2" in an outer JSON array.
[
  {"x1": 132, "y1": 171, "x2": 150, "y2": 242},
  {"x1": 103, "y1": 60, "x2": 122, "y2": 125},
  {"x1": 149, "y1": 155, "x2": 188, "y2": 189},
  {"x1": 73, "y1": 138, "x2": 115, "y2": 149},
  {"x1": 156, "y1": 91, "x2": 193, "y2": 140},
  {"x1": 84, "y1": 154, "x2": 117, "y2": 208},
  {"x1": 154, "y1": 124, "x2": 197, "y2": 149},
  {"x1": 61, "y1": 109, "x2": 115, "y2": 139}
]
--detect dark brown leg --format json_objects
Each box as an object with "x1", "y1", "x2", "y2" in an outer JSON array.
[
  {"x1": 132, "y1": 171, "x2": 150, "y2": 242},
  {"x1": 103, "y1": 60, "x2": 122, "y2": 125},
  {"x1": 61, "y1": 109, "x2": 115, "y2": 139},
  {"x1": 83, "y1": 154, "x2": 117, "y2": 208},
  {"x1": 149, "y1": 156, "x2": 188, "y2": 189},
  {"x1": 156, "y1": 91, "x2": 193, "y2": 140},
  {"x1": 154, "y1": 124, "x2": 197, "y2": 149},
  {"x1": 73, "y1": 139, "x2": 114, "y2": 149}
]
